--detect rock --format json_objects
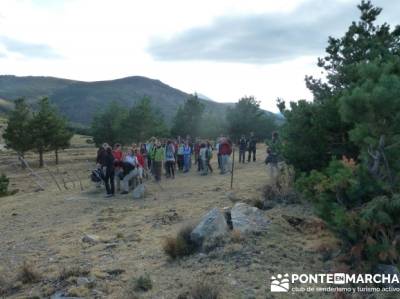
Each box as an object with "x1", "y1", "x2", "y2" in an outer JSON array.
[
  {"x1": 132, "y1": 184, "x2": 145, "y2": 199},
  {"x1": 231, "y1": 203, "x2": 270, "y2": 234},
  {"x1": 375, "y1": 264, "x2": 400, "y2": 287},
  {"x1": 190, "y1": 208, "x2": 229, "y2": 246},
  {"x1": 51, "y1": 291, "x2": 82, "y2": 299},
  {"x1": 76, "y1": 276, "x2": 95, "y2": 287},
  {"x1": 82, "y1": 234, "x2": 101, "y2": 244},
  {"x1": 227, "y1": 191, "x2": 241, "y2": 203}
]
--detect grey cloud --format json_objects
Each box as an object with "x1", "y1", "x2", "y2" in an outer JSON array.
[
  {"x1": 148, "y1": 0, "x2": 400, "y2": 64},
  {"x1": 0, "y1": 36, "x2": 60, "y2": 59}
]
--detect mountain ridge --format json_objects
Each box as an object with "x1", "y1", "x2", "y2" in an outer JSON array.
[{"x1": 0, "y1": 75, "x2": 279, "y2": 127}]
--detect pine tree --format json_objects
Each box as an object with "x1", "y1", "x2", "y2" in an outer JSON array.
[
  {"x1": 30, "y1": 97, "x2": 72, "y2": 167},
  {"x1": 227, "y1": 96, "x2": 276, "y2": 142},
  {"x1": 171, "y1": 94, "x2": 205, "y2": 138},
  {"x1": 3, "y1": 98, "x2": 33, "y2": 159}
]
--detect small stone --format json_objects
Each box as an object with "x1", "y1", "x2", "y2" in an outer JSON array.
[
  {"x1": 82, "y1": 234, "x2": 101, "y2": 244},
  {"x1": 132, "y1": 184, "x2": 145, "y2": 199}
]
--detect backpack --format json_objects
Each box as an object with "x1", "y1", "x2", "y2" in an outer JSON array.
[{"x1": 91, "y1": 168, "x2": 104, "y2": 182}]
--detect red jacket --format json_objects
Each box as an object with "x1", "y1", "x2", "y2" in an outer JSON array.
[
  {"x1": 219, "y1": 142, "x2": 232, "y2": 155},
  {"x1": 112, "y1": 150, "x2": 123, "y2": 161},
  {"x1": 136, "y1": 153, "x2": 145, "y2": 168}
]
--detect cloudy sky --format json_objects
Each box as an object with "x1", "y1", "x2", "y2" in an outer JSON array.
[{"x1": 0, "y1": 0, "x2": 399, "y2": 112}]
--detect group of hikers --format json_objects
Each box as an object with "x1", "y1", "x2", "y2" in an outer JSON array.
[{"x1": 94, "y1": 135, "x2": 242, "y2": 197}]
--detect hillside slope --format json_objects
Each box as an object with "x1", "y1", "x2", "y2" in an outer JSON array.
[{"x1": 0, "y1": 75, "x2": 233, "y2": 126}]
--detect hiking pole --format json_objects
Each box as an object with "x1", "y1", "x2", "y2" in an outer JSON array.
[{"x1": 230, "y1": 148, "x2": 235, "y2": 189}]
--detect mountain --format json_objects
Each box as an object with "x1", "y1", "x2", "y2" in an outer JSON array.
[{"x1": 0, "y1": 75, "x2": 280, "y2": 127}]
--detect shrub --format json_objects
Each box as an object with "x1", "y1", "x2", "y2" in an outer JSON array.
[
  {"x1": 296, "y1": 158, "x2": 400, "y2": 269},
  {"x1": 58, "y1": 266, "x2": 90, "y2": 281},
  {"x1": 17, "y1": 262, "x2": 41, "y2": 284},
  {"x1": 133, "y1": 274, "x2": 152, "y2": 292},
  {"x1": 0, "y1": 174, "x2": 10, "y2": 197},
  {"x1": 163, "y1": 224, "x2": 198, "y2": 259},
  {"x1": 189, "y1": 281, "x2": 220, "y2": 299}
]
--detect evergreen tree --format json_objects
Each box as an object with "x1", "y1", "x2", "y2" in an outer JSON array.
[
  {"x1": 30, "y1": 97, "x2": 72, "y2": 167},
  {"x1": 123, "y1": 96, "x2": 168, "y2": 143},
  {"x1": 51, "y1": 116, "x2": 74, "y2": 164},
  {"x1": 3, "y1": 98, "x2": 33, "y2": 158},
  {"x1": 171, "y1": 94, "x2": 205, "y2": 138},
  {"x1": 227, "y1": 96, "x2": 276, "y2": 142},
  {"x1": 278, "y1": 0, "x2": 400, "y2": 172},
  {"x1": 91, "y1": 101, "x2": 127, "y2": 147}
]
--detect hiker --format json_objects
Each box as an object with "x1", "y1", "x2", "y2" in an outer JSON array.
[
  {"x1": 152, "y1": 140, "x2": 164, "y2": 182},
  {"x1": 194, "y1": 140, "x2": 202, "y2": 172},
  {"x1": 183, "y1": 141, "x2": 191, "y2": 173},
  {"x1": 120, "y1": 149, "x2": 139, "y2": 194},
  {"x1": 265, "y1": 132, "x2": 282, "y2": 182},
  {"x1": 165, "y1": 140, "x2": 176, "y2": 179},
  {"x1": 247, "y1": 132, "x2": 257, "y2": 162},
  {"x1": 135, "y1": 148, "x2": 145, "y2": 183},
  {"x1": 199, "y1": 143, "x2": 209, "y2": 176},
  {"x1": 177, "y1": 141, "x2": 185, "y2": 171},
  {"x1": 206, "y1": 141, "x2": 214, "y2": 173},
  {"x1": 112, "y1": 143, "x2": 123, "y2": 192},
  {"x1": 140, "y1": 143, "x2": 149, "y2": 178},
  {"x1": 146, "y1": 138, "x2": 155, "y2": 173},
  {"x1": 104, "y1": 146, "x2": 115, "y2": 197},
  {"x1": 238, "y1": 135, "x2": 247, "y2": 163},
  {"x1": 219, "y1": 137, "x2": 232, "y2": 174},
  {"x1": 216, "y1": 138, "x2": 222, "y2": 170},
  {"x1": 96, "y1": 143, "x2": 108, "y2": 167}
]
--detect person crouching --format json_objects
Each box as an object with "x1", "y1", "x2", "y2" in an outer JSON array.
[{"x1": 120, "y1": 149, "x2": 139, "y2": 194}]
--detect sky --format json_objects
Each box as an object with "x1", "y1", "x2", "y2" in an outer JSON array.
[{"x1": 0, "y1": 0, "x2": 399, "y2": 112}]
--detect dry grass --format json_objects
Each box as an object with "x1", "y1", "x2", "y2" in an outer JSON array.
[
  {"x1": 58, "y1": 266, "x2": 90, "y2": 281},
  {"x1": 16, "y1": 262, "x2": 41, "y2": 284},
  {"x1": 188, "y1": 281, "x2": 220, "y2": 299},
  {"x1": 163, "y1": 223, "x2": 198, "y2": 259},
  {"x1": 230, "y1": 229, "x2": 244, "y2": 243}
]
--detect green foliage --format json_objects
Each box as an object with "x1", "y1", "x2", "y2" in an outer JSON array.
[
  {"x1": 3, "y1": 98, "x2": 33, "y2": 157},
  {"x1": 30, "y1": 98, "x2": 73, "y2": 167},
  {"x1": 123, "y1": 96, "x2": 168, "y2": 143},
  {"x1": 297, "y1": 160, "x2": 400, "y2": 266},
  {"x1": 91, "y1": 97, "x2": 168, "y2": 146},
  {"x1": 133, "y1": 274, "x2": 153, "y2": 292},
  {"x1": 227, "y1": 96, "x2": 277, "y2": 141},
  {"x1": 0, "y1": 174, "x2": 10, "y2": 197},
  {"x1": 283, "y1": 1, "x2": 400, "y2": 269},
  {"x1": 3, "y1": 97, "x2": 73, "y2": 166},
  {"x1": 171, "y1": 94, "x2": 205, "y2": 137}
]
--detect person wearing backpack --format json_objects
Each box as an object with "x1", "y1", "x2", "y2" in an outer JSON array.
[
  {"x1": 104, "y1": 146, "x2": 115, "y2": 198},
  {"x1": 183, "y1": 140, "x2": 192, "y2": 173},
  {"x1": 206, "y1": 141, "x2": 213, "y2": 173},
  {"x1": 153, "y1": 140, "x2": 164, "y2": 182},
  {"x1": 165, "y1": 140, "x2": 176, "y2": 179},
  {"x1": 247, "y1": 132, "x2": 257, "y2": 162},
  {"x1": 238, "y1": 135, "x2": 247, "y2": 163},
  {"x1": 120, "y1": 149, "x2": 139, "y2": 194},
  {"x1": 219, "y1": 137, "x2": 232, "y2": 174}
]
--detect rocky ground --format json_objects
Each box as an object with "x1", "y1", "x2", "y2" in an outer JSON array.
[{"x1": 0, "y1": 144, "x2": 340, "y2": 298}]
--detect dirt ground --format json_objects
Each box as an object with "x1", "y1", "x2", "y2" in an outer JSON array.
[{"x1": 0, "y1": 142, "x2": 340, "y2": 299}]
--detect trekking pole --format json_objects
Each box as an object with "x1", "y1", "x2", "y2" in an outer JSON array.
[{"x1": 230, "y1": 148, "x2": 235, "y2": 189}]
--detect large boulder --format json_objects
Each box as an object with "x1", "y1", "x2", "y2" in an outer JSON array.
[
  {"x1": 132, "y1": 184, "x2": 145, "y2": 199},
  {"x1": 190, "y1": 208, "x2": 229, "y2": 246},
  {"x1": 231, "y1": 203, "x2": 270, "y2": 234}
]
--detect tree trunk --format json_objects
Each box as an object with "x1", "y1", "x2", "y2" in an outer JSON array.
[
  {"x1": 39, "y1": 150, "x2": 44, "y2": 168},
  {"x1": 55, "y1": 149, "x2": 59, "y2": 165}
]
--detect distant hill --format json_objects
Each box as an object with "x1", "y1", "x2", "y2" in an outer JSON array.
[{"x1": 0, "y1": 75, "x2": 280, "y2": 127}]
